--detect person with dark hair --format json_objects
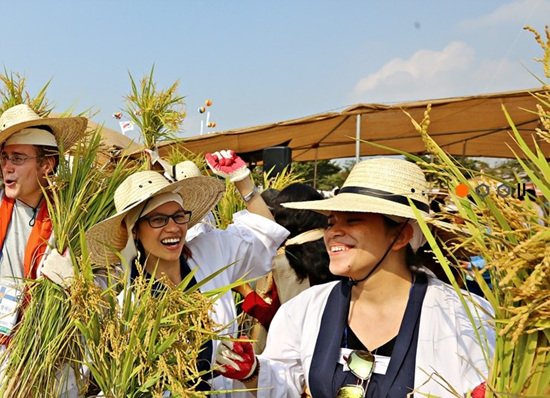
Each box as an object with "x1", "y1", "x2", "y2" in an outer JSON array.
[
  {"x1": 271, "y1": 183, "x2": 343, "y2": 287},
  {"x1": 215, "y1": 158, "x2": 495, "y2": 397},
  {"x1": 235, "y1": 183, "x2": 343, "y2": 354},
  {"x1": 259, "y1": 188, "x2": 280, "y2": 210}
]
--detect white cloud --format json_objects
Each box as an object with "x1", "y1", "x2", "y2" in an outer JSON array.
[
  {"x1": 349, "y1": 41, "x2": 539, "y2": 104},
  {"x1": 351, "y1": 42, "x2": 474, "y2": 102},
  {"x1": 355, "y1": 41, "x2": 473, "y2": 93},
  {"x1": 461, "y1": 0, "x2": 550, "y2": 29}
]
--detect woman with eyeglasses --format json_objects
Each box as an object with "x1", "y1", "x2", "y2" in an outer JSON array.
[
  {"x1": 86, "y1": 151, "x2": 289, "y2": 394},
  {"x1": 215, "y1": 158, "x2": 495, "y2": 397}
]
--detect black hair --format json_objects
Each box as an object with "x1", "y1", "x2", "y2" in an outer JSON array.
[
  {"x1": 273, "y1": 183, "x2": 343, "y2": 285},
  {"x1": 381, "y1": 215, "x2": 422, "y2": 269},
  {"x1": 34, "y1": 125, "x2": 54, "y2": 134},
  {"x1": 261, "y1": 188, "x2": 280, "y2": 210}
]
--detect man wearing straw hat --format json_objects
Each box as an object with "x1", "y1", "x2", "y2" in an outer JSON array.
[{"x1": 0, "y1": 104, "x2": 87, "y2": 331}]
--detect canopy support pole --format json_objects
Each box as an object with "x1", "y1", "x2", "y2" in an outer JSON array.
[
  {"x1": 356, "y1": 114, "x2": 361, "y2": 163},
  {"x1": 313, "y1": 146, "x2": 319, "y2": 189}
]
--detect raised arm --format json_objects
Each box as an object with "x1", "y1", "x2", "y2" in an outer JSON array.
[{"x1": 205, "y1": 149, "x2": 274, "y2": 221}]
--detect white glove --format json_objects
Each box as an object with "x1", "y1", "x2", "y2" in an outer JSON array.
[
  {"x1": 205, "y1": 150, "x2": 250, "y2": 182},
  {"x1": 41, "y1": 248, "x2": 75, "y2": 288}
]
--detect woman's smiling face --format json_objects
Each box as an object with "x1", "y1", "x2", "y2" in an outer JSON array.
[
  {"x1": 135, "y1": 201, "x2": 189, "y2": 266},
  {"x1": 324, "y1": 211, "x2": 396, "y2": 279}
]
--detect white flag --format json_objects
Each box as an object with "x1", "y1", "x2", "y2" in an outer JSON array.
[{"x1": 119, "y1": 120, "x2": 135, "y2": 135}]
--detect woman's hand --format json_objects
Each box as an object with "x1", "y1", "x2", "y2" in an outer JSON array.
[
  {"x1": 206, "y1": 150, "x2": 250, "y2": 182},
  {"x1": 215, "y1": 336, "x2": 258, "y2": 381}
]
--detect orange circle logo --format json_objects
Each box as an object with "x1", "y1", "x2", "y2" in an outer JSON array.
[{"x1": 455, "y1": 183, "x2": 469, "y2": 198}]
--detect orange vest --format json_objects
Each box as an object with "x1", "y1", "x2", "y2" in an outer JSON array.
[{"x1": 0, "y1": 196, "x2": 52, "y2": 279}]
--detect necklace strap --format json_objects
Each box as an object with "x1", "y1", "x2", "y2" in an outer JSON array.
[
  {"x1": 349, "y1": 220, "x2": 410, "y2": 286},
  {"x1": 17, "y1": 196, "x2": 44, "y2": 227}
]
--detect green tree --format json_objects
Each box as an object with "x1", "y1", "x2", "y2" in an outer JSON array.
[{"x1": 291, "y1": 160, "x2": 344, "y2": 190}]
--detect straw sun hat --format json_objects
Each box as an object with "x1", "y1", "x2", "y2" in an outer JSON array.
[
  {"x1": 283, "y1": 158, "x2": 430, "y2": 220},
  {"x1": 86, "y1": 169, "x2": 225, "y2": 265},
  {"x1": 0, "y1": 104, "x2": 87, "y2": 149}
]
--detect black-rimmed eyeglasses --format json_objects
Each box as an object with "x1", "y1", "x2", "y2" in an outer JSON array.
[
  {"x1": 139, "y1": 210, "x2": 192, "y2": 228},
  {"x1": 336, "y1": 350, "x2": 375, "y2": 398}
]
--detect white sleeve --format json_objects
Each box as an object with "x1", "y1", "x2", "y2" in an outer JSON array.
[
  {"x1": 415, "y1": 279, "x2": 495, "y2": 396},
  {"x1": 253, "y1": 283, "x2": 335, "y2": 398},
  {"x1": 255, "y1": 306, "x2": 306, "y2": 398},
  {"x1": 214, "y1": 210, "x2": 289, "y2": 282}
]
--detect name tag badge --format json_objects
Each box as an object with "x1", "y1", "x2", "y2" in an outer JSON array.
[
  {"x1": 339, "y1": 347, "x2": 390, "y2": 375},
  {"x1": 0, "y1": 284, "x2": 21, "y2": 336}
]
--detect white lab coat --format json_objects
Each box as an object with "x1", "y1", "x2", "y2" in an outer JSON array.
[{"x1": 253, "y1": 275, "x2": 495, "y2": 398}]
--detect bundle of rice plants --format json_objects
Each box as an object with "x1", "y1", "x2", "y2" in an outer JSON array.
[
  {"x1": 71, "y1": 257, "x2": 225, "y2": 397},
  {"x1": 0, "y1": 68, "x2": 52, "y2": 115},
  {"x1": 419, "y1": 103, "x2": 549, "y2": 397},
  {"x1": 364, "y1": 86, "x2": 550, "y2": 396},
  {"x1": 125, "y1": 65, "x2": 186, "y2": 150}
]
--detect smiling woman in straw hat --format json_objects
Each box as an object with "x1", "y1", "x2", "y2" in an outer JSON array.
[
  {"x1": 215, "y1": 157, "x2": 495, "y2": 398},
  {"x1": 86, "y1": 150, "x2": 289, "y2": 394}
]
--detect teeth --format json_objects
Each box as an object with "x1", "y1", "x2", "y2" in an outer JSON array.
[
  {"x1": 161, "y1": 238, "x2": 180, "y2": 245},
  {"x1": 331, "y1": 246, "x2": 347, "y2": 252}
]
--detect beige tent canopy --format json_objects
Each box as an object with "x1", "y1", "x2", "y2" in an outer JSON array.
[
  {"x1": 156, "y1": 87, "x2": 549, "y2": 162},
  {"x1": 86, "y1": 120, "x2": 143, "y2": 164},
  {"x1": 48, "y1": 113, "x2": 143, "y2": 164}
]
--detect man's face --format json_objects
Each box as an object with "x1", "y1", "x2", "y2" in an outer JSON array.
[{"x1": 1, "y1": 144, "x2": 53, "y2": 205}]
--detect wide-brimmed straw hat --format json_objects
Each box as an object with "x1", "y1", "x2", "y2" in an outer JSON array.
[
  {"x1": 86, "y1": 170, "x2": 225, "y2": 265},
  {"x1": 283, "y1": 158, "x2": 430, "y2": 220},
  {"x1": 0, "y1": 104, "x2": 87, "y2": 149}
]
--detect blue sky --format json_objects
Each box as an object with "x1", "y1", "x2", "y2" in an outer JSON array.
[{"x1": 2, "y1": 0, "x2": 549, "y2": 145}]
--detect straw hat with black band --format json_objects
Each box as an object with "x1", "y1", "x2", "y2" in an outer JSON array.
[
  {"x1": 86, "y1": 170, "x2": 225, "y2": 265},
  {"x1": 284, "y1": 158, "x2": 429, "y2": 217},
  {"x1": 282, "y1": 157, "x2": 430, "y2": 253},
  {"x1": 282, "y1": 158, "x2": 430, "y2": 285},
  {"x1": 0, "y1": 104, "x2": 87, "y2": 149}
]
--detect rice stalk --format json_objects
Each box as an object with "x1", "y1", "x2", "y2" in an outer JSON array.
[
  {"x1": 0, "y1": 126, "x2": 139, "y2": 396},
  {"x1": 73, "y1": 258, "x2": 222, "y2": 397},
  {"x1": 125, "y1": 64, "x2": 186, "y2": 149},
  {"x1": 0, "y1": 278, "x2": 85, "y2": 397},
  {"x1": 0, "y1": 68, "x2": 52, "y2": 115}
]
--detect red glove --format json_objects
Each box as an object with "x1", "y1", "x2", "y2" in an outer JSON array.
[
  {"x1": 205, "y1": 150, "x2": 250, "y2": 182},
  {"x1": 242, "y1": 288, "x2": 280, "y2": 329},
  {"x1": 471, "y1": 381, "x2": 486, "y2": 398},
  {"x1": 215, "y1": 336, "x2": 257, "y2": 380}
]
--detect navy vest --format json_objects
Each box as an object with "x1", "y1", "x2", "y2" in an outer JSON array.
[{"x1": 309, "y1": 273, "x2": 428, "y2": 397}]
